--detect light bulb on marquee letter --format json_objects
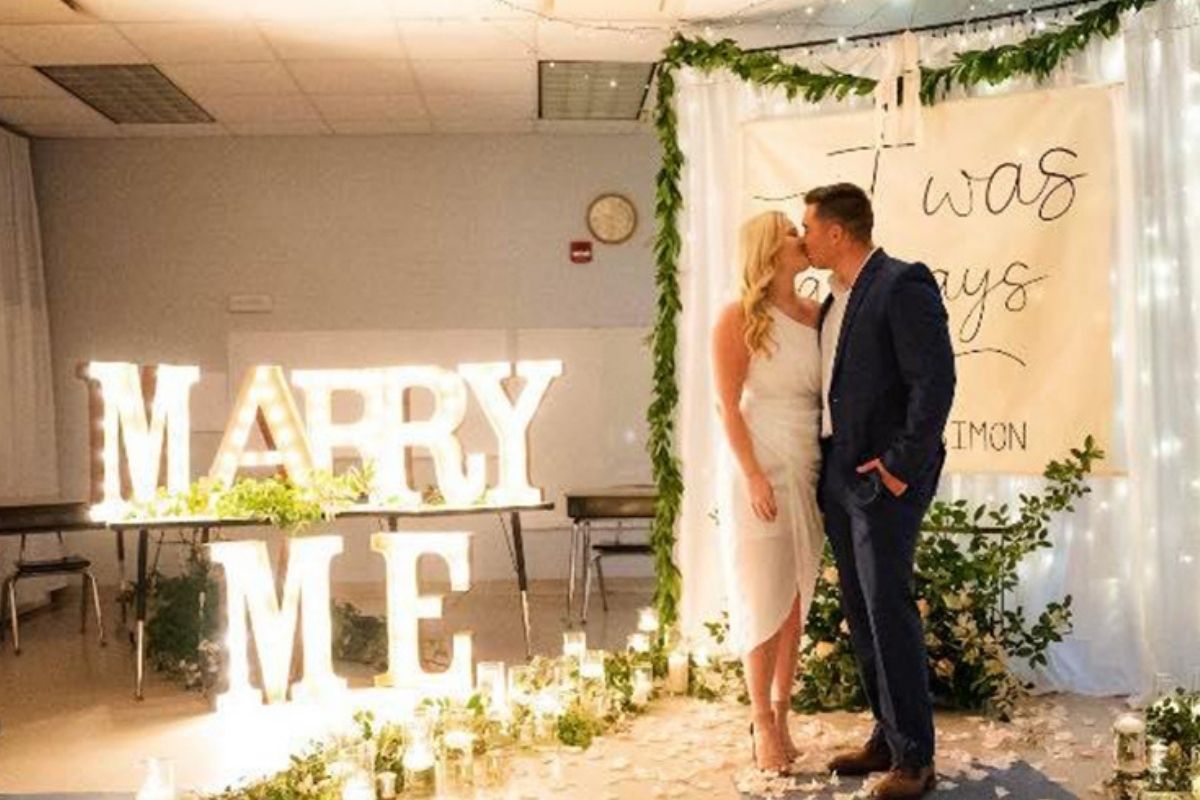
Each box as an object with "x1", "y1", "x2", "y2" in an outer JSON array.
[
  {"x1": 209, "y1": 365, "x2": 315, "y2": 486},
  {"x1": 458, "y1": 360, "x2": 563, "y2": 506},
  {"x1": 292, "y1": 369, "x2": 397, "y2": 502},
  {"x1": 371, "y1": 532, "x2": 473, "y2": 698},
  {"x1": 208, "y1": 535, "x2": 346, "y2": 708},
  {"x1": 84, "y1": 362, "x2": 200, "y2": 521},
  {"x1": 384, "y1": 367, "x2": 486, "y2": 507}
]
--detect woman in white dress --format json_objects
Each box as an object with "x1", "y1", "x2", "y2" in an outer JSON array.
[{"x1": 712, "y1": 210, "x2": 825, "y2": 773}]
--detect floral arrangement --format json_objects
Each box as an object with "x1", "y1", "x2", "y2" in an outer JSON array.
[
  {"x1": 1106, "y1": 689, "x2": 1200, "y2": 799},
  {"x1": 703, "y1": 438, "x2": 1101, "y2": 720},
  {"x1": 202, "y1": 631, "x2": 680, "y2": 799}
]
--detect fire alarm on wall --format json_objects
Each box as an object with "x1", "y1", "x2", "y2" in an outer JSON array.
[{"x1": 570, "y1": 240, "x2": 593, "y2": 264}]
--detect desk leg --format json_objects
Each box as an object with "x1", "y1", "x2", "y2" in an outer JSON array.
[
  {"x1": 566, "y1": 520, "x2": 579, "y2": 620},
  {"x1": 510, "y1": 512, "x2": 532, "y2": 660},
  {"x1": 115, "y1": 529, "x2": 127, "y2": 627},
  {"x1": 135, "y1": 528, "x2": 148, "y2": 701},
  {"x1": 580, "y1": 520, "x2": 593, "y2": 624}
]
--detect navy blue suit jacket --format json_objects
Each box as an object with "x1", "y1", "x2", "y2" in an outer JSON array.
[{"x1": 820, "y1": 248, "x2": 956, "y2": 489}]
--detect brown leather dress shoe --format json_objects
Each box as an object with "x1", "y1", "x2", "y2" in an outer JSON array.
[
  {"x1": 871, "y1": 764, "x2": 937, "y2": 799},
  {"x1": 826, "y1": 740, "x2": 892, "y2": 776}
]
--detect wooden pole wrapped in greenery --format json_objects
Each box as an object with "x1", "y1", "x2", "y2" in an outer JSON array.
[{"x1": 648, "y1": 0, "x2": 1156, "y2": 629}]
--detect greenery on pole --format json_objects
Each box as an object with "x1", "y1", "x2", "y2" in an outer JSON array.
[{"x1": 647, "y1": 0, "x2": 1155, "y2": 629}]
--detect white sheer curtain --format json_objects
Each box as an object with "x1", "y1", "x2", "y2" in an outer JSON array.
[
  {"x1": 0, "y1": 128, "x2": 62, "y2": 609},
  {"x1": 0, "y1": 128, "x2": 58, "y2": 502},
  {"x1": 676, "y1": 0, "x2": 1200, "y2": 697}
]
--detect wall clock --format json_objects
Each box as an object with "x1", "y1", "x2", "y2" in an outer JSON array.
[{"x1": 587, "y1": 193, "x2": 637, "y2": 245}]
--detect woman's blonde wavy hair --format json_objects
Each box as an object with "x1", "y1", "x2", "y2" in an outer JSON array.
[{"x1": 738, "y1": 210, "x2": 790, "y2": 357}]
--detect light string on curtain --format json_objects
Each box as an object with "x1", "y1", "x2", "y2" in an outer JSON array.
[
  {"x1": 645, "y1": 0, "x2": 1163, "y2": 629},
  {"x1": 483, "y1": 0, "x2": 1135, "y2": 50}
]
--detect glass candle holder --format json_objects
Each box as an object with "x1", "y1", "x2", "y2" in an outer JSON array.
[
  {"x1": 339, "y1": 772, "x2": 374, "y2": 800},
  {"x1": 472, "y1": 746, "x2": 509, "y2": 789},
  {"x1": 402, "y1": 709, "x2": 437, "y2": 799},
  {"x1": 563, "y1": 630, "x2": 587, "y2": 662},
  {"x1": 1154, "y1": 672, "x2": 1177, "y2": 702},
  {"x1": 476, "y1": 661, "x2": 507, "y2": 715},
  {"x1": 336, "y1": 740, "x2": 376, "y2": 800},
  {"x1": 631, "y1": 666, "x2": 653, "y2": 707},
  {"x1": 136, "y1": 757, "x2": 175, "y2": 800},
  {"x1": 1148, "y1": 738, "x2": 1168, "y2": 784},
  {"x1": 532, "y1": 690, "x2": 562, "y2": 747},
  {"x1": 441, "y1": 725, "x2": 476, "y2": 793},
  {"x1": 374, "y1": 771, "x2": 397, "y2": 800},
  {"x1": 1113, "y1": 713, "x2": 1147, "y2": 774},
  {"x1": 580, "y1": 649, "x2": 606, "y2": 683},
  {"x1": 637, "y1": 606, "x2": 660, "y2": 634},
  {"x1": 667, "y1": 649, "x2": 690, "y2": 695}
]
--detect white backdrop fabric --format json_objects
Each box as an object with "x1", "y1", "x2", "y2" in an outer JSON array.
[
  {"x1": 0, "y1": 129, "x2": 62, "y2": 607},
  {"x1": 675, "y1": 0, "x2": 1200, "y2": 697}
]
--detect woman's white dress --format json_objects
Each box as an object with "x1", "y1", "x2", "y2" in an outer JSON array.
[{"x1": 721, "y1": 305, "x2": 825, "y2": 655}]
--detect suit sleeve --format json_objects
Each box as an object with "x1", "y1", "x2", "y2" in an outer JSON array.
[{"x1": 880, "y1": 263, "x2": 956, "y2": 486}]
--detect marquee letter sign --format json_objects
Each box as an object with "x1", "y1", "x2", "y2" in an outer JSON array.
[
  {"x1": 371, "y1": 531, "x2": 473, "y2": 697},
  {"x1": 82, "y1": 359, "x2": 563, "y2": 520},
  {"x1": 82, "y1": 362, "x2": 200, "y2": 521},
  {"x1": 208, "y1": 532, "x2": 473, "y2": 707},
  {"x1": 208, "y1": 535, "x2": 345, "y2": 708}
]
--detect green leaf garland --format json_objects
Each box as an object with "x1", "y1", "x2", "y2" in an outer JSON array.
[{"x1": 648, "y1": 0, "x2": 1156, "y2": 629}]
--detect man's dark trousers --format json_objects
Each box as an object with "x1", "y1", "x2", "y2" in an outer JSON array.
[{"x1": 820, "y1": 439, "x2": 942, "y2": 770}]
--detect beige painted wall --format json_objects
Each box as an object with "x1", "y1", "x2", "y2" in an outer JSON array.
[{"x1": 29, "y1": 133, "x2": 661, "y2": 583}]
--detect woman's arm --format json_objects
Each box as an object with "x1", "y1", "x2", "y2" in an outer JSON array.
[{"x1": 713, "y1": 305, "x2": 777, "y2": 521}]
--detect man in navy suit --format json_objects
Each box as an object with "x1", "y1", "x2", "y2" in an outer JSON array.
[{"x1": 802, "y1": 183, "x2": 955, "y2": 800}]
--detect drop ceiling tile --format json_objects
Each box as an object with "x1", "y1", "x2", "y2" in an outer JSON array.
[
  {"x1": 410, "y1": 59, "x2": 534, "y2": 95},
  {"x1": 424, "y1": 91, "x2": 533, "y2": 121},
  {"x1": 80, "y1": 0, "x2": 249, "y2": 22},
  {"x1": 160, "y1": 61, "x2": 299, "y2": 99},
  {"x1": 199, "y1": 92, "x2": 319, "y2": 122},
  {"x1": 682, "y1": 0, "x2": 778, "y2": 17},
  {"x1": 225, "y1": 118, "x2": 330, "y2": 135},
  {"x1": 258, "y1": 19, "x2": 406, "y2": 60},
  {"x1": 117, "y1": 22, "x2": 275, "y2": 63},
  {"x1": 0, "y1": 95, "x2": 111, "y2": 125},
  {"x1": 19, "y1": 123, "x2": 122, "y2": 138},
  {"x1": 287, "y1": 58, "x2": 416, "y2": 94},
  {"x1": 398, "y1": 20, "x2": 534, "y2": 60},
  {"x1": 309, "y1": 92, "x2": 425, "y2": 120},
  {"x1": 327, "y1": 117, "x2": 432, "y2": 134},
  {"x1": 534, "y1": 118, "x2": 647, "y2": 133},
  {"x1": 535, "y1": 20, "x2": 670, "y2": 60},
  {"x1": 120, "y1": 121, "x2": 227, "y2": 136},
  {"x1": 0, "y1": 65, "x2": 66, "y2": 97},
  {"x1": 0, "y1": 0, "x2": 86, "y2": 24},
  {"x1": 0, "y1": 24, "x2": 147, "y2": 65},
  {"x1": 389, "y1": 0, "x2": 541, "y2": 19},
  {"x1": 435, "y1": 118, "x2": 534, "y2": 133},
  {"x1": 247, "y1": 0, "x2": 392, "y2": 20},
  {"x1": 550, "y1": 0, "x2": 679, "y2": 21}
]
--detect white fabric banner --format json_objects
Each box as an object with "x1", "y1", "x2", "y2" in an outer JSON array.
[{"x1": 741, "y1": 86, "x2": 1118, "y2": 475}]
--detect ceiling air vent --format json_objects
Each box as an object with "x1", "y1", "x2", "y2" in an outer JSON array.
[
  {"x1": 539, "y1": 61, "x2": 654, "y2": 121},
  {"x1": 35, "y1": 64, "x2": 213, "y2": 125}
]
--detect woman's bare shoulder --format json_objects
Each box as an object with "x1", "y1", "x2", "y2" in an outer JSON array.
[{"x1": 715, "y1": 301, "x2": 745, "y2": 331}]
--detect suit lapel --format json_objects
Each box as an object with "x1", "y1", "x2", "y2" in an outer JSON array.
[{"x1": 830, "y1": 248, "x2": 886, "y2": 388}]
